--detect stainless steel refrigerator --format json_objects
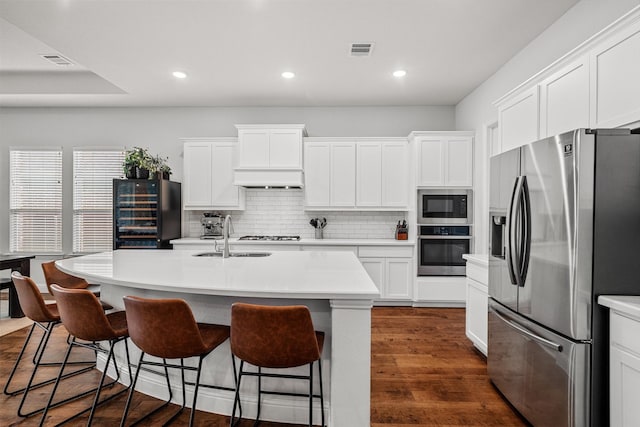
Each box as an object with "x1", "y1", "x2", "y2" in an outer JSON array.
[{"x1": 488, "y1": 128, "x2": 640, "y2": 426}]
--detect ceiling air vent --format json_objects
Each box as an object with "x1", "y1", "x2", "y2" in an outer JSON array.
[
  {"x1": 40, "y1": 54, "x2": 74, "y2": 66},
  {"x1": 349, "y1": 42, "x2": 374, "y2": 57}
]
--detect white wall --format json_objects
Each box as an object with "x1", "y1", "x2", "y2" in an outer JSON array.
[
  {"x1": 455, "y1": 0, "x2": 640, "y2": 254},
  {"x1": 0, "y1": 105, "x2": 454, "y2": 254}
]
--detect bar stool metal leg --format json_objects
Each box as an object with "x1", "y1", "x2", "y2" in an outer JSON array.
[
  {"x1": 39, "y1": 336, "x2": 132, "y2": 427},
  {"x1": 4, "y1": 322, "x2": 94, "y2": 401},
  {"x1": 121, "y1": 355, "x2": 175, "y2": 427}
]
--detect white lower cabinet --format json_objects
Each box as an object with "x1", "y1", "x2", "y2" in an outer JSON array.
[
  {"x1": 360, "y1": 258, "x2": 385, "y2": 293},
  {"x1": 359, "y1": 246, "x2": 413, "y2": 303},
  {"x1": 609, "y1": 309, "x2": 640, "y2": 426},
  {"x1": 463, "y1": 255, "x2": 488, "y2": 355},
  {"x1": 466, "y1": 279, "x2": 488, "y2": 355}
]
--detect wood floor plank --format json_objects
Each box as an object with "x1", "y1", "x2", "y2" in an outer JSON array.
[{"x1": 1, "y1": 307, "x2": 526, "y2": 426}]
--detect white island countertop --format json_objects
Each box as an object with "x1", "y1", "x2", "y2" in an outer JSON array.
[
  {"x1": 57, "y1": 248, "x2": 378, "y2": 426},
  {"x1": 56, "y1": 249, "x2": 380, "y2": 300}
]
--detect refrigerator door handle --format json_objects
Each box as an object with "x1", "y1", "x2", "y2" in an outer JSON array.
[
  {"x1": 519, "y1": 176, "x2": 531, "y2": 286},
  {"x1": 492, "y1": 308, "x2": 563, "y2": 352},
  {"x1": 507, "y1": 176, "x2": 524, "y2": 286}
]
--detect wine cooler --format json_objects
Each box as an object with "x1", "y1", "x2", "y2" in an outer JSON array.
[{"x1": 113, "y1": 179, "x2": 181, "y2": 249}]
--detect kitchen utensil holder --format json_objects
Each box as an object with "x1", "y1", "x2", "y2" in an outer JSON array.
[
  {"x1": 396, "y1": 227, "x2": 408, "y2": 240},
  {"x1": 315, "y1": 228, "x2": 323, "y2": 239}
]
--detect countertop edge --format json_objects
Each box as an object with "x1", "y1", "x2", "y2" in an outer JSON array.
[
  {"x1": 462, "y1": 253, "x2": 489, "y2": 266},
  {"x1": 171, "y1": 238, "x2": 415, "y2": 246},
  {"x1": 598, "y1": 295, "x2": 640, "y2": 321}
]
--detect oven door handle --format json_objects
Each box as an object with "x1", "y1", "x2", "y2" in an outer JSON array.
[{"x1": 418, "y1": 235, "x2": 471, "y2": 240}]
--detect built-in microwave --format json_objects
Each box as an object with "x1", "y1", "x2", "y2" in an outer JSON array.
[{"x1": 417, "y1": 189, "x2": 472, "y2": 224}]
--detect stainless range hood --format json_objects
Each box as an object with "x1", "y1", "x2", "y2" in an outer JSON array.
[{"x1": 233, "y1": 124, "x2": 306, "y2": 188}]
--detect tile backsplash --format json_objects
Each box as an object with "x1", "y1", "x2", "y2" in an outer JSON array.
[{"x1": 184, "y1": 189, "x2": 407, "y2": 239}]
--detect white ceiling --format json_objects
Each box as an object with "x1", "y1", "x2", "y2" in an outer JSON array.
[{"x1": 0, "y1": 0, "x2": 578, "y2": 108}]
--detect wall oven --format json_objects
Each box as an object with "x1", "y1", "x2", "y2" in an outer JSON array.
[
  {"x1": 417, "y1": 189, "x2": 472, "y2": 224},
  {"x1": 418, "y1": 225, "x2": 471, "y2": 276}
]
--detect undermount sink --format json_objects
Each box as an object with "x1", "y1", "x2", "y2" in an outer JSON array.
[{"x1": 194, "y1": 252, "x2": 271, "y2": 258}]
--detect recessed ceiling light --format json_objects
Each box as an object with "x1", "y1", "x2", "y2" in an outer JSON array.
[
  {"x1": 281, "y1": 71, "x2": 295, "y2": 79},
  {"x1": 172, "y1": 71, "x2": 187, "y2": 79},
  {"x1": 393, "y1": 70, "x2": 407, "y2": 78}
]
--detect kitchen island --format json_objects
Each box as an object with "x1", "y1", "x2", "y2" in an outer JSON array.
[{"x1": 57, "y1": 249, "x2": 379, "y2": 427}]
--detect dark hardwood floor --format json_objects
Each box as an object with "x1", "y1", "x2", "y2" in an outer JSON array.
[{"x1": 0, "y1": 307, "x2": 525, "y2": 426}]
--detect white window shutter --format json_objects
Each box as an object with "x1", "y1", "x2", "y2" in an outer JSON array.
[
  {"x1": 73, "y1": 148, "x2": 125, "y2": 253},
  {"x1": 10, "y1": 148, "x2": 63, "y2": 253}
]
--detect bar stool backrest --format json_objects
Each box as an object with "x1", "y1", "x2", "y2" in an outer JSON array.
[
  {"x1": 10, "y1": 272, "x2": 58, "y2": 323},
  {"x1": 42, "y1": 261, "x2": 88, "y2": 295},
  {"x1": 50, "y1": 285, "x2": 120, "y2": 342},
  {"x1": 231, "y1": 303, "x2": 321, "y2": 368},
  {"x1": 123, "y1": 295, "x2": 210, "y2": 359}
]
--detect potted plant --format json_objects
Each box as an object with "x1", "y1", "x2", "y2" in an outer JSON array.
[
  {"x1": 160, "y1": 162, "x2": 172, "y2": 180},
  {"x1": 147, "y1": 155, "x2": 162, "y2": 180},
  {"x1": 123, "y1": 147, "x2": 151, "y2": 179}
]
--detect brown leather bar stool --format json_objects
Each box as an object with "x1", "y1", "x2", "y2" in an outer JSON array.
[
  {"x1": 121, "y1": 296, "x2": 231, "y2": 427},
  {"x1": 42, "y1": 261, "x2": 112, "y2": 310},
  {"x1": 41, "y1": 284, "x2": 133, "y2": 426},
  {"x1": 230, "y1": 303, "x2": 325, "y2": 427},
  {"x1": 4, "y1": 272, "x2": 95, "y2": 418}
]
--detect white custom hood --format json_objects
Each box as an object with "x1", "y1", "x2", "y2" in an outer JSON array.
[{"x1": 233, "y1": 124, "x2": 306, "y2": 188}]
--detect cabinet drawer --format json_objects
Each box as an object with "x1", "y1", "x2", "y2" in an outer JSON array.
[
  {"x1": 301, "y1": 245, "x2": 358, "y2": 254},
  {"x1": 234, "y1": 244, "x2": 301, "y2": 252},
  {"x1": 611, "y1": 311, "x2": 640, "y2": 356},
  {"x1": 358, "y1": 246, "x2": 413, "y2": 258},
  {"x1": 466, "y1": 261, "x2": 488, "y2": 285}
]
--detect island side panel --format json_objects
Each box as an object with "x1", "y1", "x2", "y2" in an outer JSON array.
[{"x1": 330, "y1": 299, "x2": 373, "y2": 427}]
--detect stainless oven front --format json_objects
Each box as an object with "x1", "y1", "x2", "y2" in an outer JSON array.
[{"x1": 418, "y1": 225, "x2": 471, "y2": 276}]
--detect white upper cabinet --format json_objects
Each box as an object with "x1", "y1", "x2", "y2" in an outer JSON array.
[
  {"x1": 269, "y1": 128, "x2": 302, "y2": 168},
  {"x1": 590, "y1": 18, "x2": 640, "y2": 128},
  {"x1": 412, "y1": 132, "x2": 473, "y2": 187},
  {"x1": 238, "y1": 129, "x2": 270, "y2": 168},
  {"x1": 234, "y1": 124, "x2": 306, "y2": 187},
  {"x1": 495, "y1": 8, "x2": 640, "y2": 155},
  {"x1": 304, "y1": 137, "x2": 409, "y2": 210},
  {"x1": 356, "y1": 142, "x2": 382, "y2": 206},
  {"x1": 498, "y1": 86, "x2": 539, "y2": 152},
  {"x1": 539, "y1": 57, "x2": 590, "y2": 138},
  {"x1": 418, "y1": 137, "x2": 444, "y2": 186},
  {"x1": 330, "y1": 142, "x2": 357, "y2": 207},
  {"x1": 446, "y1": 137, "x2": 474, "y2": 187},
  {"x1": 304, "y1": 141, "x2": 331, "y2": 207},
  {"x1": 182, "y1": 138, "x2": 245, "y2": 210},
  {"x1": 381, "y1": 142, "x2": 408, "y2": 207},
  {"x1": 183, "y1": 141, "x2": 213, "y2": 207}
]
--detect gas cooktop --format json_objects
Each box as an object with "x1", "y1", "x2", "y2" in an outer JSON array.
[{"x1": 238, "y1": 235, "x2": 301, "y2": 241}]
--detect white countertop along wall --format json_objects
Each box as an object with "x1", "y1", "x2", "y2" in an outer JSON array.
[
  {"x1": 171, "y1": 237, "x2": 415, "y2": 247},
  {"x1": 599, "y1": 295, "x2": 640, "y2": 321},
  {"x1": 462, "y1": 253, "x2": 489, "y2": 266}
]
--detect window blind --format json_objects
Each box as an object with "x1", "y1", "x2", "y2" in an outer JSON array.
[
  {"x1": 10, "y1": 148, "x2": 63, "y2": 253},
  {"x1": 73, "y1": 148, "x2": 125, "y2": 253}
]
